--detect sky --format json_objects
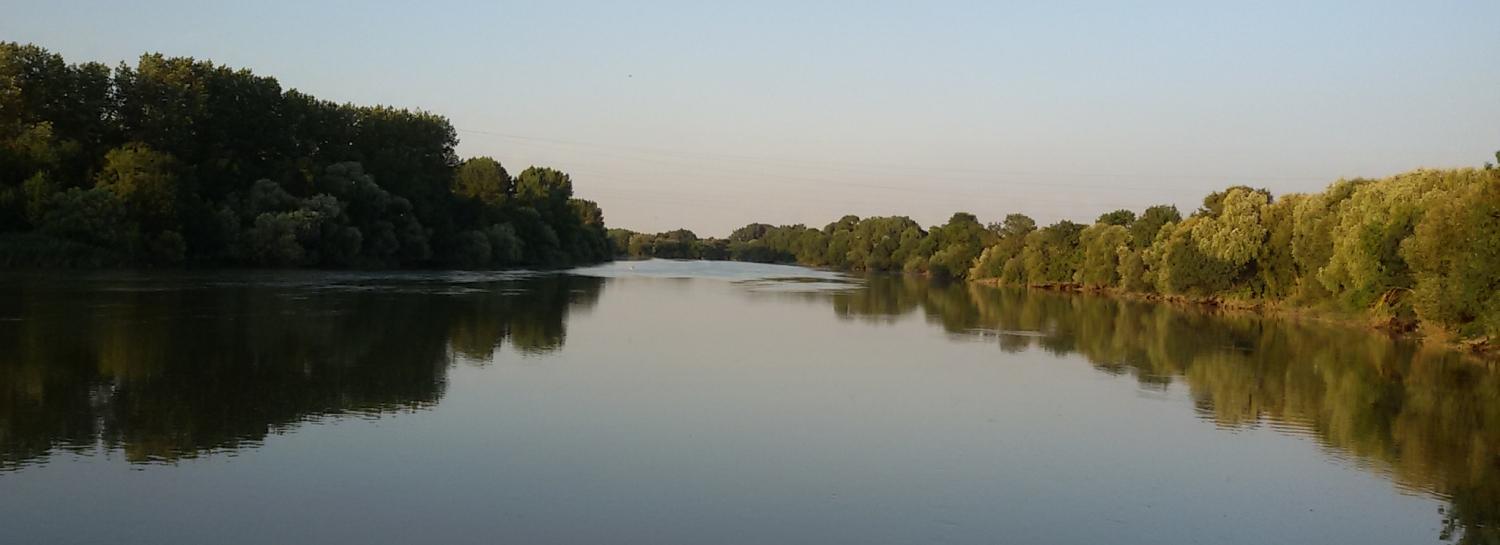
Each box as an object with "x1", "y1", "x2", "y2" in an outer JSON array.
[{"x1": 4, "y1": 0, "x2": 1497, "y2": 235}]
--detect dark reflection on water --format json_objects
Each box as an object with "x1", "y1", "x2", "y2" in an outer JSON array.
[
  {"x1": 2, "y1": 265, "x2": 1498, "y2": 543},
  {"x1": 823, "y1": 275, "x2": 1500, "y2": 544},
  {"x1": 0, "y1": 271, "x2": 602, "y2": 468}
]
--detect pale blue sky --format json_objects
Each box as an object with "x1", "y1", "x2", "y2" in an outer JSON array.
[{"x1": 5, "y1": 1, "x2": 1497, "y2": 234}]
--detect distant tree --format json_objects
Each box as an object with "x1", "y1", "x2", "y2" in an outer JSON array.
[
  {"x1": 991, "y1": 213, "x2": 1037, "y2": 239},
  {"x1": 94, "y1": 143, "x2": 180, "y2": 233},
  {"x1": 1195, "y1": 186, "x2": 1270, "y2": 218},
  {"x1": 729, "y1": 223, "x2": 773, "y2": 243},
  {"x1": 1190, "y1": 187, "x2": 1268, "y2": 267},
  {"x1": 570, "y1": 199, "x2": 606, "y2": 230},
  {"x1": 607, "y1": 228, "x2": 634, "y2": 257},
  {"x1": 1077, "y1": 224, "x2": 1130, "y2": 287},
  {"x1": 515, "y1": 167, "x2": 572, "y2": 209},
  {"x1": 1129, "y1": 205, "x2": 1181, "y2": 249},
  {"x1": 1021, "y1": 221, "x2": 1085, "y2": 284},
  {"x1": 1096, "y1": 209, "x2": 1136, "y2": 227},
  {"x1": 825, "y1": 214, "x2": 861, "y2": 235},
  {"x1": 1144, "y1": 219, "x2": 1237, "y2": 295},
  {"x1": 1117, "y1": 246, "x2": 1150, "y2": 292},
  {"x1": 453, "y1": 157, "x2": 512, "y2": 207}
]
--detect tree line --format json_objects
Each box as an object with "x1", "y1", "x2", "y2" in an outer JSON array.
[
  {"x1": 615, "y1": 161, "x2": 1500, "y2": 344},
  {"x1": 0, "y1": 43, "x2": 610, "y2": 268}
]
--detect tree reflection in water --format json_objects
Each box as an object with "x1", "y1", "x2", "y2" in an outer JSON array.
[
  {"x1": 3, "y1": 270, "x2": 1498, "y2": 542},
  {"x1": 0, "y1": 272, "x2": 603, "y2": 468},
  {"x1": 826, "y1": 275, "x2": 1500, "y2": 544}
]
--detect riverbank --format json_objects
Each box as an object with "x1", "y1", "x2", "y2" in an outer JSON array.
[{"x1": 969, "y1": 277, "x2": 1497, "y2": 360}]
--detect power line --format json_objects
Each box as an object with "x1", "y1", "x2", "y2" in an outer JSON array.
[
  {"x1": 456, "y1": 128, "x2": 1335, "y2": 183},
  {"x1": 463, "y1": 131, "x2": 1220, "y2": 197}
]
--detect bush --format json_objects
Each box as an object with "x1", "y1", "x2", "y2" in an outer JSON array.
[{"x1": 0, "y1": 232, "x2": 129, "y2": 267}]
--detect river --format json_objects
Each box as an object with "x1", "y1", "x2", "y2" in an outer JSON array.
[{"x1": 0, "y1": 259, "x2": 1493, "y2": 544}]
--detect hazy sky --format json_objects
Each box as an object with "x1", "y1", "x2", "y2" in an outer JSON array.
[{"x1": 5, "y1": 1, "x2": 1497, "y2": 235}]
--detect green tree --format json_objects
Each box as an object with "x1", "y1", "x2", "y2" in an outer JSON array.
[
  {"x1": 1190, "y1": 187, "x2": 1267, "y2": 267},
  {"x1": 36, "y1": 187, "x2": 136, "y2": 251},
  {"x1": 1144, "y1": 219, "x2": 1237, "y2": 295},
  {"x1": 990, "y1": 213, "x2": 1037, "y2": 239},
  {"x1": 925, "y1": 212, "x2": 993, "y2": 280},
  {"x1": 1290, "y1": 179, "x2": 1366, "y2": 301},
  {"x1": 0, "y1": 43, "x2": 115, "y2": 191},
  {"x1": 1256, "y1": 194, "x2": 1303, "y2": 299},
  {"x1": 454, "y1": 157, "x2": 512, "y2": 207},
  {"x1": 1020, "y1": 221, "x2": 1085, "y2": 284},
  {"x1": 1400, "y1": 169, "x2": 1500, "y2": 339},
  {"x1": 1130, "y1": 205, "x2": 1181, "y2": 249},
  {"x1": 485, "y1": 223, "x2": 525, "y2": 265},
  {"x1": 0, "y1": 43, "x2": 612, "y2": 269},
  {"x1": 1077, "y1": 223, "x2": 1131, "y2": 288},
  {"x1": 1096, "y1": 209, "x2": 1136, "y2": 227},
  {"x1": 516, "y1": 167, "x2": 572, "y2": 208},
  {"x1": 1116, "y1": 246, "x2": 1150, "y2": 292},
  {"x1": 1319, "y1": 170, "x2": 1465, "y2": 309},
  {"x1": 1195, "y1": 185, "x2": 1268, "y2": 218},
  {"x1": 95, "y1": 143, "x2": 180, "y2": 232}
]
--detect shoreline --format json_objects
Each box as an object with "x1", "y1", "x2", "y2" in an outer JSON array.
[
  {"x1": 3, "y1": 255, "x2": 1492, "y2": 360},
  {"x1": 968, "y1": 277, "x2": 1497, "y2": 361}
]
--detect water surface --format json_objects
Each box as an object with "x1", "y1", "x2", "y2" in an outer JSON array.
[{"x1": 1, "y1": 261, "x2": 1494, "y2": 544}]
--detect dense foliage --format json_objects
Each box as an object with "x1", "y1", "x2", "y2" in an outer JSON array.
[
  {"x1": 631, "y1": 162, "x2": 1499, "y2": 343},
  {"x1": 615, "y1": 213, "x2": 993, "y2": 280},
  {"x1": 5, "y1": 42, "x2": 1495, "y2": 341},
  {"x1": 607, "y1": 228, "x2": 729, "y2": 260},
  {"x1": 0, "y1": 43, "x2": 610, "y2": 268}
]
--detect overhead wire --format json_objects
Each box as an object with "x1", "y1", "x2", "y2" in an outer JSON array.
[
  {"x1": 456, "y1": 128, "x2": 1334, "y2": 183},
  {"x1": 464, "y1": 131, "x2": 1216, "y2": 200},
  {"x1": 572, "y1": 171, "x2": 1140, "y2": 211},
  {"x1": 454, "y1": 127, "x2": 1345, "y2": 229}
]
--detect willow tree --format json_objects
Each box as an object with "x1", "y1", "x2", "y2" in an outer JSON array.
[
  {"x1": 1400, "y1": 169, "x2": 1500, "y2": 339},
  {"x1": 1144, "y1": 219, "x2": 1238, "y2": 296},
  {"x1": 1190, "y1": 187, "x2": 1268, "y2": 268},
  {"x1": 1076, "y1": 223, "x2": 1131, "y2": 288},
  {"x1": 1320, "y1": 170, "x2": 1469, "y2": 310},
  {"x1": 1256, "y1": 193, "x2": 1303, "y2": 300},
  {"x1": 1290, "y1": 178, "x2": 1367, "y2": 301}
]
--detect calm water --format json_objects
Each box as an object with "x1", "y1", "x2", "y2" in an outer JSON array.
[{"x1": 1, "y1": 260, "x2": 1496, "y2": 544}]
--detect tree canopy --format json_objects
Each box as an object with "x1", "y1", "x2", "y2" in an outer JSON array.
[
  {"x1": 643, "y1": 160, "x2": 1500, "y2": 343},
  {"x1": 0, "y1": 43, "x2": 611, "y2": 269}
]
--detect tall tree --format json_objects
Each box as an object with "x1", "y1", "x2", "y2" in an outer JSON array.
[{"x1": 454, "y1": 157, "x2": 513, "y2": 207}]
